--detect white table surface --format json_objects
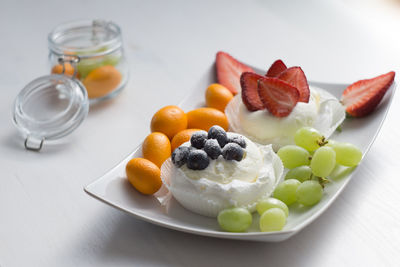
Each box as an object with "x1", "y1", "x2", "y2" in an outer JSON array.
[{"x1": 1, "y1": 0, "x2": 400, "y2": 266}]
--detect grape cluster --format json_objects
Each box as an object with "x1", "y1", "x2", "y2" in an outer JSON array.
[
  {"x1": 216, "y1": 126, "x2": 363, "y2": 233},
  {"x1": 274, "y1": 127, "x2": 362, "y2": 207},
  {"x1": 171, "y1": 126, "x2": 247, "y2": 170}
]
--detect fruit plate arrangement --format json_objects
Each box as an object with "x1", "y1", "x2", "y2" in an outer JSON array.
[{"x1": 84, "y1": 62, "x2": 396, "y2": 242}]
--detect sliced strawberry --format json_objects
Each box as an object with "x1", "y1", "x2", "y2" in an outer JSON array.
[
  {"x1": 341, "y1": 71, "x2": 395, "y2": 117},
  {"x1": 265, "y1": 59, "x2": 287, "y2": 77},
  {"x1": 216, "y1": 51, "x2": 254, "y2": 95},
  {"x1": 257, "y1": 77, "x2": 300, "y2": 117},
  {"x1": 278, "y1": 67, "x2": 310, "y2": 103},
  {"x1": 240, "y1": 72, "x2": 265, "y2": 111}
]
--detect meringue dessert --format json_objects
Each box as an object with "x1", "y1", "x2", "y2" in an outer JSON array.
[
  {"x1": 161, "y1": 126, "x2": 283, "y2": 217},
  {"x1": 226, "y1": 83, "x2": 345, "y2": 150}
]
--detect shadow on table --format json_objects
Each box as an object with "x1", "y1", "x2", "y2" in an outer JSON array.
[
  {"x1": 90, "y1": 202, "x2": 344, "y2": 267},
  {"x1": 1, "y1": 131, "x2": 74, "y2": 156}
]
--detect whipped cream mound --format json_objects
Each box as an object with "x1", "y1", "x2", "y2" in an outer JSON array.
[
  {"x1": 180, "y1": 134, "x2": 262, "y2": 184},
  {"x1": 225, "y1": 87, "x2": 345, "y2": 150},
  {"x1": 161, "y1": 133, "x2": 284, "y2": 218}
]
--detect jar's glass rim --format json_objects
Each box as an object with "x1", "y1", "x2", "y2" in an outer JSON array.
[{"x1": 48, "y1": 19, "x2": 122, "y2": 58}]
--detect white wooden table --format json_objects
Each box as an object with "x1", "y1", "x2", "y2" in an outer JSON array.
[{"x1": 1, "y1": 0, "x2": 399, "y2": 266}]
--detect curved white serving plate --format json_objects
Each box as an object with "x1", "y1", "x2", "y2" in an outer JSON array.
[{"x1": 84, "y1": 63, "x2": 396, "y2": 242}]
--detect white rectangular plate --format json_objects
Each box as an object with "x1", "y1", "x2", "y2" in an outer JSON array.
[{"x1": 85, "y1": 63, "x2": 396, "y2": 242}]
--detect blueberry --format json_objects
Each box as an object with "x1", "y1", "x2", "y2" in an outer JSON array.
[
  {"x1": 208, "y1": 125, "x2": 228, "y2": 147},
  {"x1": 203, "y1": 139, "x2": 222, "y2": 159},
  {"x1": 186, "y1": 149, "x2": 210, "y2": 170},
  {"x1": 190, "y1": 130, "x2": 208, "y2": 149},
  {"x1": 229, "y1": 135, "x2": 247, "y2": 148},
  {"x1": 222, "y1": 143, "x2": 244, "y2": 161},
  {"x1": 171, "y1": 146, "x2": 190, "y2": 167}
]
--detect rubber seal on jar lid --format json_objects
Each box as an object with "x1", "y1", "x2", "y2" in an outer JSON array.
[{"x1": 12, "y1": 74, "x2": 89, "y2": 151}]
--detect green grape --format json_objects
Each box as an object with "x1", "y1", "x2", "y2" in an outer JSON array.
[
  {"x1": 285, "y1": 165, "x2": 312, "y2": 182},
  {"x1": 76, "y1": 47, "x2": 121, "y2": 78},
  {"x1": 310, "y1": 146, "x2": 336, "y2": 177},
  {"x1": 294, "y1": 127, "x2": 323, "y2": 151},
  {"x1": 259, "y1": 208, "x2": 286, "y2": 232},
  {"x1": 103, "y1": 53, "x2": 121, "y2": 66},
  {"x1": 329, "y1": 141, "x2": 362, "y2": 167},
  {"x1": 296, "y1": 180, "x2": 323, "y2": 206},
  {"x1": 217, "y1": 207, "x2": 252, "y2": 232},
  {"x1": 277, "y1": 145, "x2": 311, "y2": 169},
  {"x1": 77, "y1": 58, "x2": 104, "y2": 78},
  {"x1": 256, "y1": 197, "x2": 289, "y2": 217},
  {"x1": 273, "y1": 179, "x2": 301, "y2": 205}
]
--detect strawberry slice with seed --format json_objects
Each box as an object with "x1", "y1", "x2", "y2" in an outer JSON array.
[
  {"x1": 341, "y1": 71, "x2": 395, "y2": 117},
  {"x1": 216, "y1": 51, "x2": 254, "y2": 95},
  {"x1": 265, "y1": 59, "x2": 287, "y2": 77},
  {"x1": 278, "y1": 66, "x2": 310, "y2": 103},
  {"x1": 257, "y1": 77, "x2": 300, "y2": 117},
  {"x1": 240, "y1": 72, "x2": 265, "y2": 111}
]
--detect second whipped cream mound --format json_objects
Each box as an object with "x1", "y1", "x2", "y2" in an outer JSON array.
[
  {"x1": 226, "y1": 87, "x2": 345, "y2": 150},
  {"x1": 161, "y1": 134, "x2": 284, "y2": 218}
]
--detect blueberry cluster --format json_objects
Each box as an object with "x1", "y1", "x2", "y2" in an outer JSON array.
[{"x1": 171, "y1": 126, "x2": 247, "y2": 170}]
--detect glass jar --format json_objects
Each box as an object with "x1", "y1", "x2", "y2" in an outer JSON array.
[
  {"x1": 48, "y1": 19, "x2": 128, "y2": 103},
  {"x1": 12, "y1": 19, "x2": 129, "y2": 151}
]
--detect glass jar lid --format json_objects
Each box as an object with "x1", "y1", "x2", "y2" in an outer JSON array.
[{"x1": 13, "y1": 74, "x2": 89, "y2": 151}]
